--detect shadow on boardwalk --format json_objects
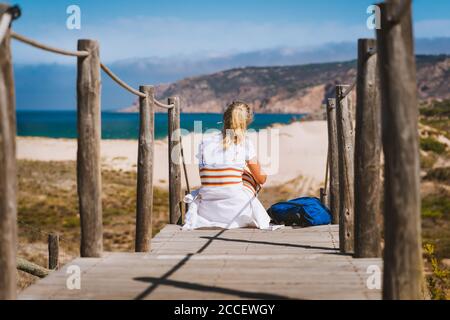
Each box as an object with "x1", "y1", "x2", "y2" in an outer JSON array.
[
  {"x1": 134, "y1": 229, "x2": 279, "y2": 300},
  {"x1": 133, "y1": 227, "x2": 338, "y2": 300}
]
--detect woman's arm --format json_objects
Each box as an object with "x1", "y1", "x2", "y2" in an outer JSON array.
[{"x1": 246, "y1": 158, "x2": 267, "y2": 185}]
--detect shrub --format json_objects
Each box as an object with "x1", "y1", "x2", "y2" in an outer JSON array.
[
  {"x1": 420, "y1": 137, "x2": 447, "y2": 154},
  {"x1": 422, "y1": 193, "x2": 450, "y2": 220},
  {"x1": 420, "y1": 153, "x2": 438, "y2": 170},
  {"x1": 425, "y1": 167, "x2": 450, "y2": 184},
  {"x1": 423, "y1": 244, "x2": 449, "y2": 300},
  {"x1": 420, "y1": 100, "x2": 450, "y2": 119}
]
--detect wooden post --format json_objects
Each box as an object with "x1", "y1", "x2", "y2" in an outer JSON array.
[
  {"x1": 17, "y1": 258, "x2": 49, "y2": 278},
  {"x1": 168, "y1": 97, "x2": 182, "y2": 225},
  {"x1": 377, "y1": 0, "x2": 424, "y2": 299},
  {"x1": 354, "y1": 39, "x2": 382, "y2": 258},
  {"x1": 185, "y1": 190, "x2": 190, "y2": 215},
  {"x1": 319, "y1": 188, "x2": 328, "y2": 207},
  {"x1": 326, "y1": 98, "x2": 339, "y2": 224},
  {"x1": 77, "y1": 39, "x2": 102, "y2": 257},
  {"x1": 0, "y1": 5, "x2": 17, "y2": 300},
  {"x1": 48, "y1": 233, "x2": 59, "y2": 270},
  {"x1": 135, "y1": 85, "x2": 154, "y2": 252},
  {"x1": 336, "y1": 85, "x2": 355, "y2": 254}
]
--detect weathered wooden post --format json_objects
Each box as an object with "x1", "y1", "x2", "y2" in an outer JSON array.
[
  {"x1": 326, "y1": 98, "x2": 339, "y2": 224},
  {"x1": 168, "y1": 97, "x2": 182, "y2": 225},
  {"x1": 336, "y1": 85, "x2": 355, "y2": 254},
  {"x1": 77, "y1": 39, "x2": 103, "y2": 257},
  {"x1": 184, "y1": 190, "x2": 190, "y2": 214},
  {"x1": 354, "y1": 39, "x2": 382, "y2": 258},
  {"x1": 0, "y1": 4, "x2": 17, "y2": 299},
  {"x1": 48, "y1": 233, "x2": 59, "y2": 270},
  {"x1": 377, "y1": 0, "x2": 424, "y2": 299},
  {"x1": 319, "y1": 188, "x2": 328, "y2": 207},
  {"x1": 135, "y1": 85, "x2": 154, "y2": 252}
]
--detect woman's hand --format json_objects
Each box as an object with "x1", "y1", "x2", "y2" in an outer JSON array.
[{"x1": 246, "y1": 158, "x2": 267, "y2": 185}]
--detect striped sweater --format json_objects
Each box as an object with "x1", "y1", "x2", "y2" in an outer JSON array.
[{"x1": 200, "y1": 167, "x2": 260, "y2": 194}]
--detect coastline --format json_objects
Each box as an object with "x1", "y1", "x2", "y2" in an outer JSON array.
[{"x1": 17, "y1": 121, "x2": 328, "y2": 189}]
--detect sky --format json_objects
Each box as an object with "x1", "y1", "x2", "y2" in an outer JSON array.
[{"x1": 8, "y1": 0, "x2": 450, "y2": 64}]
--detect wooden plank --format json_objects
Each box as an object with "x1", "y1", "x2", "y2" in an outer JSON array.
[
  {"x1": 135, "y1": 85, "x2": 155, "y2": 252},
  {"x1": 77, "y1": 39, "x2": 102, "y2": 257},
  {"x1": 354, "y1": 38, "x2": 382, "y2": 258},
  {"x1": 0, "y1": 3, "x2": 17, "y2": 300},
  {"x1": 19, "y1": 225, "x2": 381, "y2": 300},
  {"x1": 376, "y1": 0, "x2": 424, "y2": 299}
]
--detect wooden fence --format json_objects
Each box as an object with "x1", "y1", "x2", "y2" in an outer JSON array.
[{"x1": 0, "y1": 0, "x2": 424, "y2": 300}]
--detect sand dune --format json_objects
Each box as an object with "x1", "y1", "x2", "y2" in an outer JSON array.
[{"x1": 17, "y1": 121, "x2": 328, "y2": 189}]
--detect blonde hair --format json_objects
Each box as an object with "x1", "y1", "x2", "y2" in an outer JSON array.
[{"x1": 222, "y1": 101, "x2": 253, "y2": 149}]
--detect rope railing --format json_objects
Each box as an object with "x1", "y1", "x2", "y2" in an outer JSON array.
[
  {"x1": 338, "y1": 81, "x2": 356, "y2": 101},
  {"x1": 154, "y1": 99, "x2": 175, "y2": 109},
  {"x1": 10, "y1": 30, "x2": 175, "y2": 108},
  {"x1": 100, "y1": 63, "x2": 174, "y2": 108},
  {"x1": 100, "y1": 63, "x2": 146, "y2": 98},
  {"x1": 11, "y1": 31, "x2": 89, "y2": 57}
]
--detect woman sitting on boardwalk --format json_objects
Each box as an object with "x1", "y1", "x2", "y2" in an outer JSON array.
[{"x1": 183, "y1": 101, "x2": 272, "y2": 230}]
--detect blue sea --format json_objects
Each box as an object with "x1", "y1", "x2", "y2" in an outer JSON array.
[{"x1": 17, "y1": 111, "x2": 305, "y2": 140}]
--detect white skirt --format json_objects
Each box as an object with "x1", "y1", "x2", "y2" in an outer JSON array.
[{"x1": 182, "y1": 184, "x2": 271, "y2": 230}]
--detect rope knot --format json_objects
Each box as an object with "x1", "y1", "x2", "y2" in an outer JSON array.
[{"x1": 6, "y1": 5, "x2": 21, "y2": 21}]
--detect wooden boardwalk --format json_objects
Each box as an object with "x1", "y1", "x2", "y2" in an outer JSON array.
[{"x1": 19, "y1": 225, "x2": 382, "y2": 300}]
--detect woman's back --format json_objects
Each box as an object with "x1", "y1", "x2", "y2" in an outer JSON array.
[
  {"x1": 183, "y1": 101, "x2": 271, "y2": 230},
  {"x1": 198, "y1": 132, "x2": 256, "y2": 169}
]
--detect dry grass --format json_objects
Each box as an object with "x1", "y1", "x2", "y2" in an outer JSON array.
[{"x1": 17, "y1": 160, "x2": 169, "y2": 290}]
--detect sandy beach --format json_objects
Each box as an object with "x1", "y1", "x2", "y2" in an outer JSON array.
[{"x1": 17, "y1": 121, "x2": 328, "y2": 190}]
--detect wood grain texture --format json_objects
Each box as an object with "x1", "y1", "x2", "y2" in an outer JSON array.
[
  {"x1": 354, "y1": 39, "x2": 382, "y2": 258},
  {"x1": 135, "y1": 86, "x2": 155, "y2": 252},
  {"x1": 320, "y1": 188, "x2": 328, "y2": 208},
  {"x1": 377, "y1": 0, "x2": 424, "y2": 300},
  {"x1": 336, "y1": 85, "x2": 355, "y2": 254},
  {"x1": 17, "y1": 258, "x2": 49, "y2": 278},
  {"x1": 0, "y1": 4, "x2": 17, "y2": 300},
  {"x1": 19, "y1": 225, "x2": 382, "y2": 300},
  {"x1": 168, "y1": 97, "x2": 182, "y2": 225},
  {"x1": 48, "y1": 233, "x2": 59, "y2": 270},
  {"x1": 326, "y1": 98, "x2": 339, "y2": 224},
  {"x1": 77, "y1": 39, "x2": 103, "y2": 257}
]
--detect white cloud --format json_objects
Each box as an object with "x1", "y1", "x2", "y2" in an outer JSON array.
[
  {"x1": 11, "y1": 16, "x2": 449, "y2": 64},
  {"x1": 414, "y1": 19, "x2": 450, "y2": 38}
]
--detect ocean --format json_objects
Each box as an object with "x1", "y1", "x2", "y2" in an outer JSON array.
[{"x1": 17, "y1": 111, "x2": 305, "y2": 140}]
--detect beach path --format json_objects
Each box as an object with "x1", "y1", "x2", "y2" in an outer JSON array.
[{"x1": 19, "y1": 224, "x2": 382, "y2": 300}]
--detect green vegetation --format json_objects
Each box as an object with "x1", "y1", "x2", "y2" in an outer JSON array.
[
  {"x1": 420, "y1": 100, "x2": 450, "y2": 119},
  {"x1": 419, "y1": 100, "x2": 450, "y2": 298},
  {"x1": 420, "y1": 153, "x2": 438, "y2": 170},
  {"x1": 420, "y1": 100, "x2": 450, "y2": 139},
  {"x1": 425, "y1": 167, "x2": 450, "y2": 184},
  {"x1": 420, "y1": 137, "x2": 447, "y2": 155},
  {"x1": 423, "y1": 244, "x2": 449, "y2": 300},
  {"x1": 422, "y1": 193, "x2": 450, "y2": 220}
]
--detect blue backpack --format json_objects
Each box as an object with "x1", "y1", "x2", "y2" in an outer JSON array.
[{"x1": 267, "y1": 197, "x2": 332, "y2": 227}]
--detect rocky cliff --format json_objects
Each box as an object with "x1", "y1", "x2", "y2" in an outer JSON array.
[{"x1": 120, "y1": 55, "x2": 450, "y2": 114}]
